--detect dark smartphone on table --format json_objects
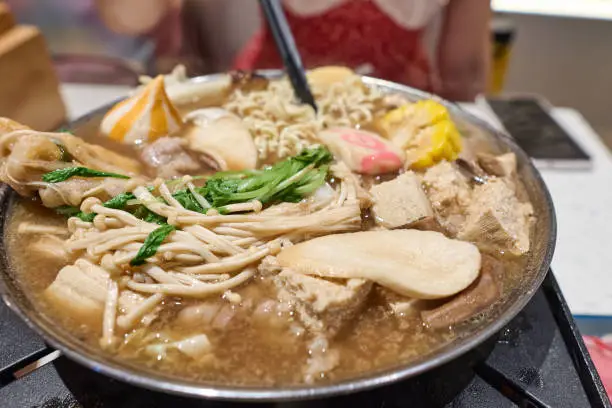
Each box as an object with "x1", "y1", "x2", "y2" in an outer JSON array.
[{"x1": 477, "y1": 94, "x2": 591, "y2": 169}]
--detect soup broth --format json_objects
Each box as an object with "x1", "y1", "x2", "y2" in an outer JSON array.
[
  {"x1": 7, "y1": 207, "x2": 460, "y2": 384},
  {"x1": 2, "y1": 70, "x2": 533, "y2": 386}
]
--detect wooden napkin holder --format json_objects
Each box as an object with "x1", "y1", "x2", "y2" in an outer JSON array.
[{"x1": 0, "y1": 3, "x2": 66, "y2": 130}]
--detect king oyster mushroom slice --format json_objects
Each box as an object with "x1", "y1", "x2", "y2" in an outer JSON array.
[{"x1": 277, "y1": 229, "x2": 481, "y2": 300}]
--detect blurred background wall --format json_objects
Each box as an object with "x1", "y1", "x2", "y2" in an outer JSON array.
[{"x1": 498, "y1": 13, "x2": 612, "y2": 143}]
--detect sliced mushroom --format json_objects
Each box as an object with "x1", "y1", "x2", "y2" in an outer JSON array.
[
  {"x1": 277, "y1": 230, "x2": 481, "y2": 299},
  {"x1": 139, "y1": 136, "x2": 217, "y2": 178},
  {"x1": 178, "y1": 108, "x2": 258, "y2": 171},
  {"x1": 421, "y1": 255, "x2": 503, "y2": 329}
]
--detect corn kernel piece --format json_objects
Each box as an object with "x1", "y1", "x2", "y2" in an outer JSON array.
[{"x1": 379, "y1": 100, "x2": 463, "y2": 170}]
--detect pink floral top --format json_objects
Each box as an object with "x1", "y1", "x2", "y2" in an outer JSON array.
[{"x1": 234, "y1": 0, "x2": 448, "y2": 90}]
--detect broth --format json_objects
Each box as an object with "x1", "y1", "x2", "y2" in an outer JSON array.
[
  {"x1": 6, "y1": 197, "x2": 527, "y2": 385},
  {"x1": 2, "y1": 74, "x2": 532, "y2": 386},
  {"x1": 7, "y1": 208, "x2": 460, "y2": 384}
]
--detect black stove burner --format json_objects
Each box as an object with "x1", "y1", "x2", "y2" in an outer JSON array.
[{"x1": 1, "y1": 272, "x2": 610, "y2": 408}]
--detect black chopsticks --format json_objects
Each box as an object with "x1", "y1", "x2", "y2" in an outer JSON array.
[{"x1": 258, "y1": 0, "x2": 318, "y2": 112}]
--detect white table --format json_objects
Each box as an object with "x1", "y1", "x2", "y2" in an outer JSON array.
[{"x1": 59, "y1": 83, "x2": 612, "y2": 316}]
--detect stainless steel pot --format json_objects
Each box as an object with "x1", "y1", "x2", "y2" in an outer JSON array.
[{"x1": 0, "y1": 73, "x2": 556, "y2": 401}]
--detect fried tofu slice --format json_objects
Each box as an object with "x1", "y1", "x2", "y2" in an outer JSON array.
[
  {"x1": 275, "y1": 271, "x2": 372, "y2": 336},
  {"x1": 458, "y1": 179, "x2": 533, "y2": 256},
  {"x1": 370, "y1": 171, "x2": 433, "y2": 229}
]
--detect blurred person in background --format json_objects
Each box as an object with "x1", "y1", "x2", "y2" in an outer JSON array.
[
  {"x1": 7, "y1": 0, "x2": 490, "y2": 100},
  {"x1": 152, "y1": 0, "x2": 492, "y2": 101},
  {"x1": 6, "y1": 0, "x2": 183, "y2": 83},
  {"x1": 229, "y1": 0, "x2": 491, "y2": 100}
]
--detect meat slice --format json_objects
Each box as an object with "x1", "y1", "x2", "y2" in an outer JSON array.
[
  {"x1": 38, "y1": 178, "x2": 128, "y2": 208},
  {"x1": 140, "y1": 137, "x2": 213, "y2": 178},
  {"x1": 458, "y1": 178, "x2": 533, "y2": 256},
  {"x1": 369, "y1": 172, "x2": 433, "y2": 228},
  {"x1": 55, "y1": 132, "x2": 143, "y2": 175},
  {"x1": 421, "y1": 161, "x2": 472, "y2": 235},
  {"x1": 44, "y1": 259, "x2": 109, "y2": 320},
  {"x1": 274, "y1": 270, "x2": 372, "y2": 336},
  {"x1": 176, "y1": 297, "x2": 264, "y2": 331},
  {"x1": 0, "y1": 134, "x2": 63, "y2": 196},
  {"x1": 277, "y1": 230, "x2": 481, "y2": 299},
  {"x1": 181, "y1": 108, "x2": 258, "y2": 171},
  {"x1": 421, "y1": 255, "x2": 504, "y2": 329},
  {"x1": 0, "y1": 124, "x2": 142, "y2": 201}
]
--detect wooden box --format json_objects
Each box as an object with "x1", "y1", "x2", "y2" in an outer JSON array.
[{"x1": 0, "y1": 3, "x2": 66, "y2": 130}]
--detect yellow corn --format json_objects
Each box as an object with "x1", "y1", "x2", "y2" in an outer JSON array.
[{"x1": 379, "y1": 100, "x2": 462, "y2": 170}]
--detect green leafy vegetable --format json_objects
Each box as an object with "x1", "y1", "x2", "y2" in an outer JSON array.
[
  {"x1": 54, "y1": 147, "x2": 332, "y2": 253},
  {"x1": 54, "y1": 191, "x2": 165, "y2": 224},
  {"x1": 195, "y1": 146, "x2": 332, "y2": 207},
  {"x1": 42, "y1": 167, "x2": 130, "y2": 183},
  {"x1": 54, "y1": 205, "x2": 81, "y2": 217},
  {"x1": 130, "y1": 224, "x2": 176, "y2": 266},
  {"x1": 54, "y1": 206, "x2": 95, "y2": 222},
  {"x1": 54, "y1": 192, "x2": 136, "y2": 222},
  {"x1": 132, "y1": 206, "x2": 167, "y2": 225},
  {"x1": 217, "y1": 207, "x2": 229, "y2": 215},
  {"x1": 77, "y1": 212, "x2": 96, "y2": 222},
  {"x1": 54, "y1": 192, "x2": 134, "y2": 221},
  {"x1": 56, "y1": 127, "x2": 73, "y2": 134},
  {"x1": 104, "y1": 192, "x2": 136, "y2": 209},
  {"x1": 172, "y1": 190, "x2": 205, "y2": 213}
]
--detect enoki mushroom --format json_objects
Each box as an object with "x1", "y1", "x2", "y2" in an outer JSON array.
[{"x1": 63, "y1": 169, "x2": 362, "y2": 348}]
